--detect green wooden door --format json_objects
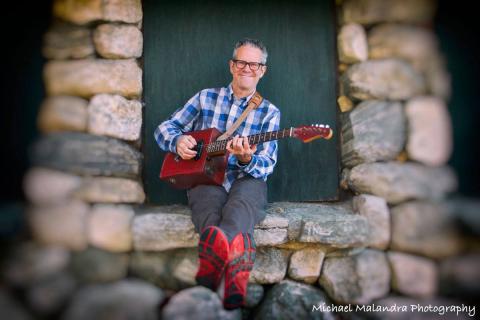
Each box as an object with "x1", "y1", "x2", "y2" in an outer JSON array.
[{"x1": 144, "y1": 0, "x2": 339, "y2": 204}]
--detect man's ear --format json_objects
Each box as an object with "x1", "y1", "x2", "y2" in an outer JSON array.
[{"x1": 260, "y1": 66, "x2": 267, "y2": 77}]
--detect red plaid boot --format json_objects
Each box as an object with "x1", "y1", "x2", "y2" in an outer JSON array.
[
  {"x1": 223, "y1": 232, "x2": 256, "y2": 309},
  {"x1": 195, "y1": 226, "x2": 230, "y2": 290}
]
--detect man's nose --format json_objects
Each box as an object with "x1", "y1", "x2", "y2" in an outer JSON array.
[{"x1": 241, "y1": 65, "x2": 255, "y2": 73}]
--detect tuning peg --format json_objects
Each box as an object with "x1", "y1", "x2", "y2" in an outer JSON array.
[{"x1": 326, "y1": 125, "x2": 330, "y2": 128}]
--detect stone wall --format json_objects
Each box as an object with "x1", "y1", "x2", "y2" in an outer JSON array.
[{"x1": 1, "y1": 0, "x2": 479, "y2": 319}]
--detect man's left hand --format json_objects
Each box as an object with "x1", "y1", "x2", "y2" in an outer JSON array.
[{"x1": 226, "y1": 135, "x2": 257, "y2": 164}]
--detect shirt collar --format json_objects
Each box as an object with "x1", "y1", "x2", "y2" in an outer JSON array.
[{"x1": 226, "y1": 83, "x2": 256, "y2": 105}]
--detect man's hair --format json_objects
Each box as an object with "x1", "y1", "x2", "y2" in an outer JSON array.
[{"x1": 232, "y1": 38, "x2": 268, "y2": 64}]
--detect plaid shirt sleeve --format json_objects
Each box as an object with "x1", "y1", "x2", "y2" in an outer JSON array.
[
  {"x1": 154, "y1": 92, "x2": 201, "y2": 153},
  {"x1": 236, "y1": 109, "x2": 281, "y2": 180}
]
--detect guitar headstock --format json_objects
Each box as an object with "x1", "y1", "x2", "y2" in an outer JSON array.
[{"x1": 292, "y1": 124, "x2": 333, "y2": 143}]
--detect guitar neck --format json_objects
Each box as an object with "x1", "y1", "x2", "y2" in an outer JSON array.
[{"x1": 207, "y1": 128, "x2": 293, "y2": 155}]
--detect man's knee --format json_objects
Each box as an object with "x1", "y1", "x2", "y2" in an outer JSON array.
[
  {"x1": 229, "y1": 178, "x2": 267, "y2": 212},
  {"x1": 187, "y1": 185, "x2": 227, "y2": 209},
  {"x1": 187, "y1": 184, "x2": 227, "y2": 232}
]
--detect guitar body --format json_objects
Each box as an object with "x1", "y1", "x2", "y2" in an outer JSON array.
[
  {"x1": 160, "y1": 128, "x2": 229, "y2": 189},
  {"x1": 159, "y1": 123, "x2": 333, "y2": 190}
]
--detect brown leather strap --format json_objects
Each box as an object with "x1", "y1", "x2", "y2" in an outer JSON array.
[{"x1": 217, "y1": 91, "x2": 263, "y2": 141}]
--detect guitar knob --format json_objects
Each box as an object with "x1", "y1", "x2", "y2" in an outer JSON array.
[
  {"x1": 174, "y1": 155, "x2": 181, "y2": 162},
  {"x1": 205, "y1": 166, "x2": 214, "y2": 176}
]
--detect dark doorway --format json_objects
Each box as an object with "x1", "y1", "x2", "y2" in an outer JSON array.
[{"x1": 143, "y1": 0, "x2": 339, "y2": 204}]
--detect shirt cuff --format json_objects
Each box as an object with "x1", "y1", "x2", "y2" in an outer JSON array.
[
  {"x1": 170, "y1": 135, "x2": 181, "y2": 154},
  {"x1": 237, "y1": 154, "x2": 257, "y2": 173}
]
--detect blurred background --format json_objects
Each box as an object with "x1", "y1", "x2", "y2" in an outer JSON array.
[
  {"x1": 0, "y1": 1, "x2": 53, "y2": 243},
  {"x1": 1, "y1": 0, "x2": 479, "y2": 209},
  {"x1": 0, "y1": 0, "x2": 479, "y2": 318}
]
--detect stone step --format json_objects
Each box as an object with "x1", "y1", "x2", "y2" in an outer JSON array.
[{"x1": 132, "y1": 202, "x2": 371, "y2": 251}]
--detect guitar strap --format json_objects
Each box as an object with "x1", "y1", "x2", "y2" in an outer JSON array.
[{"x1": 217, "y1": 91, "x2": 263, "y2": 141}]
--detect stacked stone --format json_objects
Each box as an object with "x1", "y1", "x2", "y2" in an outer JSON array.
[
  {"x1": 30, "y1": 0, "x2": 145, "y2": 252},
  {"x1": 336, "y1": 0, "x2": 480, "y2": 316},
  {"x1": 2, "y1": 0, "x2": 163, "y2": 319},
  {"x1": 2, "y1": 0, "x2": 479, "y2": 319}
]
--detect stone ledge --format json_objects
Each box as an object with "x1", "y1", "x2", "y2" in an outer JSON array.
[{"x1": 132, "y1": 202, "x2": 371, "y2": 251}]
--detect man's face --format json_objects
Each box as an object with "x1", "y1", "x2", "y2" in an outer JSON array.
[{"x1": 229, "y1": 45, "x2": 267, "y2": 93}]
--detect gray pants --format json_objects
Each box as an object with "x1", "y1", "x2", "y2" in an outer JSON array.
[{"x1": 187, "y1": 176, "x2": 268, "y2": 241}]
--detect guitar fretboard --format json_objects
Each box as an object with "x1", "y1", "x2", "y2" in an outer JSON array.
[{"x1": 206, "y1": 128, "x2": 293, "y2": 154}]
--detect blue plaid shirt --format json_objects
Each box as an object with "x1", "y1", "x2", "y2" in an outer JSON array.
[{"x1": 154, "y1": 84, "x2": 281, "y2": 192}]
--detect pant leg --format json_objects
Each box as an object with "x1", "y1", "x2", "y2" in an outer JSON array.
[
  {"x1": 219, "y1": 176, "x2": 268, "y2": 240},
  {"x1": 187, "y1": 184, "x2": 228, "y2": 234}
]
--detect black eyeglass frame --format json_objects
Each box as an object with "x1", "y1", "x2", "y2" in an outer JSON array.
[{"x1": 231, "y1": 59, "x2": 266, "y2": 71}]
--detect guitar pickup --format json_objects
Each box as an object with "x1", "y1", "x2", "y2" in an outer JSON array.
[{"x1": 193, "y1": 140, "x2": 203, "y2": 161}]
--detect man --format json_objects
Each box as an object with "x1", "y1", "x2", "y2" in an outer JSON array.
[{"x1": 154, "y1": 38, "x2": 280, "y2": 309}]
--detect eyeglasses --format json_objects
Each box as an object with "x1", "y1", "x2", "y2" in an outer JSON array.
[{"x1": 231, "y1": 59, "x2": 265, "y2": 71}]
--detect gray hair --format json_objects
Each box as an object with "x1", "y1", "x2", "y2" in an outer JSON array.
[{"x1": 232, "y1": 38, "x2": 268, "y2": 64}]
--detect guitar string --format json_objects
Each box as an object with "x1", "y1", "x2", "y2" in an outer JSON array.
[{"x1": 204, "y1": 128, "x2": 292, "y2": 153}]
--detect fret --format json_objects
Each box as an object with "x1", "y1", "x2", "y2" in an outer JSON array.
[{"x1": 207, "y1": 127, "x2": 296, "y2": 155}]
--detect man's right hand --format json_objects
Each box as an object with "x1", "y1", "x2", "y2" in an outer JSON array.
[{"x1": 176, "y1": 135, "x2": 197, "y2": 160}]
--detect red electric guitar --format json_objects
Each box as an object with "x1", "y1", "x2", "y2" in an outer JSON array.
[{"x1": 159, "y1": 124, "x2": 333, "y2": 189}]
